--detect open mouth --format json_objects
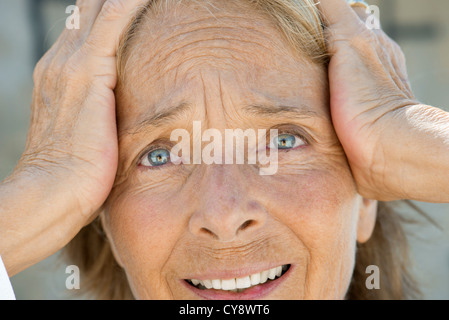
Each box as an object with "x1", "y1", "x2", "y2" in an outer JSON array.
[{"x1": 185, "y1": 264, "x2": 291, "y2": 293}]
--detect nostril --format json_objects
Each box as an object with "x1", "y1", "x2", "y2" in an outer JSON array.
[
  {"x1": 196, "y1": 219, "x2": 260, "y2": 241},
  {"x1": 200, "y1": 227, "x2": 218, "y2": 239},
  {"x1": 238, "y1": 219, "x2": 256, "y2": 233}
]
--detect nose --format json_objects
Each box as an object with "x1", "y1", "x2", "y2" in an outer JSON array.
[{"x1": 188, "y1": 166, "x2": 267, "y2": 242}]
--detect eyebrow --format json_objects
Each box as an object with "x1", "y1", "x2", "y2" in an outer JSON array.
[
  {"x1": 242, "y1": 104, "x2": 324, "y2": 120},
  {"x1": 120, "y1": 102, "x2": 324, "y2": 137},
  {"x1": 121, "y1": 102, "x2": 192, "y2": 136}
]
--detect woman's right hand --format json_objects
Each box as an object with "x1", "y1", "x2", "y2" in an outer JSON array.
[{"x1": 1, "y1": 0, "x2": 145, "y2": 276}]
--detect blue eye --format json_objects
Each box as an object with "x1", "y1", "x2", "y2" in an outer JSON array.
[
  {"x1": 271, "y1": 134, "x2": 305, "y2": 150},
  {"x1": 141, "y1": 149, "x2": 170, "y2": 167}
]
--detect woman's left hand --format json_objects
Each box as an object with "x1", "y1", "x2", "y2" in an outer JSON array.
[{"x1": 319, "y1": 0, "x2": 449, "y2": 202}]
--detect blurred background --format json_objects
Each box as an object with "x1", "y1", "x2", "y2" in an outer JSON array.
[{"x1": 0, "y1": 0, "x2": 448, "y2": 299}]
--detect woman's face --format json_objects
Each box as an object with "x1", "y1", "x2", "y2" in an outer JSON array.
[{"x1": 103, "y1": 1, "x2": 377, "y2": 299}]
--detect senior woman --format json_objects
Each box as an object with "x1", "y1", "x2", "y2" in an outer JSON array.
[{"x1": 0, "y1": 0, "x2": 448, "y2": 300}]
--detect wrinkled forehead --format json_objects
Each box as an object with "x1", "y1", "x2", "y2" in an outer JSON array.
[
  {"x1": 119, "y1": 0, "x2": 294, "y2": 76},
  {"x1": 116, "y1": 0, "x2": 328, "y2": 126}
]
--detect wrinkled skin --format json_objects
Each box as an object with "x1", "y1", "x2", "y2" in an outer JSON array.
[
  {"x1": 5, "y1": 0, "x2": 446, "y2": 300},
  {"x1": 102, "y1": 1, "x2": 377, "y2": 299}
]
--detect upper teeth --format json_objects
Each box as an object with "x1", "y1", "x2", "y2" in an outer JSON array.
[{"x1": 189, "y1": 265, "x2": 288, "y2": 291}]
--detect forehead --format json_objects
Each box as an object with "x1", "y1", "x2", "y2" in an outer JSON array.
[{"x1": 116, "y1": 0, "x2": 328, "y2": 128}]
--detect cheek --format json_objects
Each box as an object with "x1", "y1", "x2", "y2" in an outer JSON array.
[
  {"x1": 270, "y1": 170, "x2": 357, "y2": 243},
  {"x1": 263, "y1": 166, "x2": 359, "y2": 297},
  {"x1": 105, "y1": 187, "x2": 186, "y2": 289},
  {"x1": 266, "y1": 155, "x2": 357, "y2": 221}
]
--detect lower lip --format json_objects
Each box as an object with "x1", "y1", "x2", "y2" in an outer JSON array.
[{"x1": 182, "y1": 265, "x2": 293, "y2": 300}]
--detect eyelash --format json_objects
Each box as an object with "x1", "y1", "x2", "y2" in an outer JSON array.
[
  {"x1": 137, "y1": 141, "x2": 175, "y2": 170},
  {"x1": 271, "y1": 128, "x2": 309, "y2": 149},
  {"x1": 137, "y1": 127, "x2": 310, "y2": 169}
]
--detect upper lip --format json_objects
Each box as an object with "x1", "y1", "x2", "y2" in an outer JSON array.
[{"x1": 182, "y1": 262, "x2": 291, "y2": 281}]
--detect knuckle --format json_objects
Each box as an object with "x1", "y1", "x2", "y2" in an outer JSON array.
[
  {"x1": 381, "y1": 32, "x2": 403, "y2": 55},
  {"x1": 79, "y1": 37, "x2": 98, "y2": 56},
  {"x1": 67, "y1": 49, "x2": 91, "y2": 75},
  {"x1": 37, "y1": 58, "x2": 63, "y2": 93},
  {"x1": 64, "y1": 54, "x2": 82, "y2": 76},
  {"x1": 61, "y1": 54, "x2": 91, "y2": 92},
  {"x1": 392, "y1": 41, "x2": 404, "y2": 57},
  {"x1": 60, "y1": 57, "x2": 85, "y2": 88},
  {"x1": 382, "y1": 33, "x2": 398, "y2": 49},
  {"x1": 381, "y1": 35, "x2": 407, "y2": 63},
  {"x1": 40, "y1": 69, "x2": 59, "y2": 95},
  {"x1": 60, "y1": 62, "x2": 77, "y2": 83},
  {"x1": 33, "y1": 61, "x2": 45, "y2": 84},
  {"x1": 47, "y1": 54, "x2": 64, "y2": 70},
  {"x1": 46, "y1": 58, "x2": 66, "y2": 83},
  {"x1": 393, "y1": 46, "x2": 406, "y2": 65},
  {"x1": 33, "y1": 53, "x2": 53, "y2": 83},
  {"x1": 40, "y1": 55, "x2": 82, "y2": 93}
]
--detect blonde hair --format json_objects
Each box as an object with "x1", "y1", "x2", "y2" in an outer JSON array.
[{"x1": 65, "y1": 0, "x2": 421, "y2": 300}]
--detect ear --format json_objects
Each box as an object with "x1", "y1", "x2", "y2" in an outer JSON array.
[
  {"x1": 356, "y1": 198, "x2": 378, "y2": 244},
  {"x1": 100, "y1": 211, "x2": 125, "y2": 268}
]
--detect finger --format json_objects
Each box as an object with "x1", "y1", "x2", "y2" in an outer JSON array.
[
  {"x1": 44, "y1": 0, "x2": 107, "y2": 68},
  {"x1": 77, "y1": 0, "x2": 107, "y2": 28},
  {"x1": 82, "y1": 0, "x2": 148, "y2": 57},
  {"x1": 54, "y1": 0, "x2": 106, "y2": 49},
  {"x1": 376, "y1": 34, "x2": 413, "y2": 96},
  {"x1": 345, "y1": 5, "x2": 410, "y2": 94},
  {"x1": 74, "y1": 0, "x2": 107, "y2": 43},
  {"x1": 316, "y1": 0, "x2": 362, "y2": 28}
]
